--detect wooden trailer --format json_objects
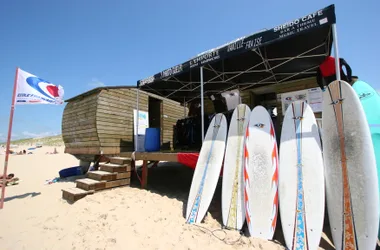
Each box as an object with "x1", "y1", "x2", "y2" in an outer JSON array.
[{"x1": 62, "y1": 86, "x2": 187, "y2": 163}]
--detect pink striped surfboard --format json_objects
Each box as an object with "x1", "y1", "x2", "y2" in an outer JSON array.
[{"x1": 244, "y1": 105, "x2": 279, "y2": 240}]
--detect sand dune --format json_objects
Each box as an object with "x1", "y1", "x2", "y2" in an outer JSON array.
[{"x1": 0, "y1": 146, "x2": 335, "y2": 250}]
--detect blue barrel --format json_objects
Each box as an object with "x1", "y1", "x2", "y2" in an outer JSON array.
[{"x1": 144, "y1": 128, "x2": 160, "y2": 152}]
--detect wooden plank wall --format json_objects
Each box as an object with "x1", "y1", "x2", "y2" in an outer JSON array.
[
  {"x1": 97, "y1": 88, "x2": 186, "y2": 152},
  {"x1": 162, "y1": 99, "x2": 186, "y2": 149},
  {"x1": 138, "y1": 90, "x2": 188, "y2": 150},
  {"x1": 97, "y1": 88, "x2": 148, "y2": 153},
  {"x1": 62, "y1": 93, "x2": 100, "y2": 154},
  {"x1": 63, "y1": 87, "x2": 188, "y2": 155}
]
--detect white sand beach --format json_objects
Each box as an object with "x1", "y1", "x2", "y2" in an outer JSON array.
[{"x1": 0, "y1": 146, "x2": 336, "y2": 250}]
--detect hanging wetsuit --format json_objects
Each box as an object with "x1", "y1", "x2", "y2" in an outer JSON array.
[{"x1": 316, "y1": 56, "x2": 352, "y2": 90}]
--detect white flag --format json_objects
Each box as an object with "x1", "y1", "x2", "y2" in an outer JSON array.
[{"x1": 15, "y1": 68, "x2": 64, "y2": 105}]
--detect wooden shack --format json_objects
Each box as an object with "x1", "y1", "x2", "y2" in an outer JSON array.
[{"x1": 62, "y1": 86, "x2": 187, "y2": 162}]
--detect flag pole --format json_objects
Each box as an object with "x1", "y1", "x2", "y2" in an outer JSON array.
[{"x1": 0, "y1": 67, "x2": 19, "y2": 209}]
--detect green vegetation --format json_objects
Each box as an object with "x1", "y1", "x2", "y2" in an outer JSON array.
[{"x1": 0, "y1": 135, "x2": 64, "y2": 147}]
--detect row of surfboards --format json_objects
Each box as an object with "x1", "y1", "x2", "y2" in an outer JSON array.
[{"x1": 185, "y1": 80, "x2": 380, "y2": 250}]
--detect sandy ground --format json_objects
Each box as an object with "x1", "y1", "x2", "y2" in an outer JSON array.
[{"x1": 0, "y1": 146, "x2": 336, "y2": 250}]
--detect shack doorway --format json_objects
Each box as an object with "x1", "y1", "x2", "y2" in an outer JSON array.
[{"x1": 148, "y1": 96, "x2": 163, "y2": 144}]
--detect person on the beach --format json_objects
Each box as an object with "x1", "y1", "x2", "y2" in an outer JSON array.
[
  {"x1": 316, "y1": 56, "x2": 353, "y2": 91},
  {"x1": 46, "y1": 148, "x2": 58, "y2": 154},
  {"x1": 0, "y1": 173, "x2": 19, "y2": 187}
]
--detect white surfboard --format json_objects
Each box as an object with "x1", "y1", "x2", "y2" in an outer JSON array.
[
  {"x1": 186, "y1": 113, "x2": 227, "y2": 224},
  {"x1": 244, "y1": 105, "x2": 279, "y2": 240},
  {"x1": 222, "y1": 104, "x2": 251, "y2": 230},
  {"x1": 322, "y1": 80, "x2": 379, "y2": 250},
  {"x1": 279, "y1": 100, "x2": 325, "y2": 249}
]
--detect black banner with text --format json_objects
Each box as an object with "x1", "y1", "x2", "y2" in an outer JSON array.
[{"x1": 138, "y1": 4, "x2": 336, "y2": 87}]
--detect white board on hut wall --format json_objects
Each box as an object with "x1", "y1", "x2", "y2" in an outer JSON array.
[
  {"x1": 279, "y1": 87, "x2": 323, "y2": 113},
  {"x1": 307, "y1": 87, "x2": 323, "y2": 112},
  {"x1": 221, "y1": 89, "x2": 241, "y2": 111},
  {"x1": 280, "y1": 89, "x2": 308, "y2": 114},
  {"x1": 133, "y1": 109, "x2": 149, "y2": 152}
]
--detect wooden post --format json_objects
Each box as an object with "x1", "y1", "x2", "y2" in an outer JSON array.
[
  {"x1": 0, "y1": 67, "x2": 19, "y2": 209},
  {"x1": 141, "y1": 160, "x2": 148, "y2": 189},
  {"x1": 131, "y1": 159, "x2": 136, "y2": 172}
]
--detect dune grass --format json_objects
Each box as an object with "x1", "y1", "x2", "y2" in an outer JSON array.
[{"x1": 1, "y1": 135, "x2": 64, "y2": 147}]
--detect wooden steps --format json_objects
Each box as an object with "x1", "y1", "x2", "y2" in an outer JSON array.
[
  {"x1": 108, "y1": 156, "x2": 131, "y2": 165},
  {"x1": 62, "y1": 187, "x2": 95, "y2": 202},
  {"x1": 61, "y1": 156, "x2": 132, "y2": 203},
  {"x1": 87, "y1": 170, "x2": 131, "y2": 181},
  {"x1": 76, "y1": 178, "x2": 106, "y2": 191},
  {"x1": 99, "y1": 163, "x2": 131, "y2": 173},
  {"x1": 76, "y1": 178, "x2": 131, "y2": 191}
]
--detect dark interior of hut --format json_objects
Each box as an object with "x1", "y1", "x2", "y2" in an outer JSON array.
[
  {"x1": 148, "y1": 96, "x2": 162, "y2": 130},
  {"x1": 173, "y1": 90, "x2": 278, "y2": 150}
]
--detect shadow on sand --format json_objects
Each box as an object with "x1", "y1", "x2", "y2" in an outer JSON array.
[
  {"x1": 57, "y1": 175, "x2": 87, "y2": 183},
  {"x1": 130, "y1": 162, "x2": 225, "y2": 224},
  {"x1": 44, "y1": 174, "x2": 86, "y2": 184},
  {"x1": 130, "y1": 162, "x2": 193, "y2": 220},
  {"x1": 130, "y1": 162, "x2": 336, "y2": 249},
  {"x1": 5, "y1": 192, "x2": 41, "y2": 202}
]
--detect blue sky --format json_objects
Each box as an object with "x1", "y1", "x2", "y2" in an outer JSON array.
[{"x1": 0, "y1": 0, "x2": 379, "y2": 141}]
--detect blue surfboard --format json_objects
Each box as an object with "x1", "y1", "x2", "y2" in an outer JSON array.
[{"x1": 352, "y1": 80, "x2": 380, "y2": 238}]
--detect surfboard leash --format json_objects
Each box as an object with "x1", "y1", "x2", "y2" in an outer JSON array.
[{"x1": 191, "y1": 224, "x2": 243, "y2": 245}]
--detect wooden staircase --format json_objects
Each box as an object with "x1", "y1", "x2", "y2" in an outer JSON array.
[{"x1": 62, "y1": 156, "x2": 132, "y2": 203}]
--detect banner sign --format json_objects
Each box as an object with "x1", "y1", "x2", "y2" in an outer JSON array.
[
  {"x1": 15, "y1": 68, "x2": 64, "y2": 105},
  {"x1": 138, "y1": 5, "x2": 336, "y2": 87}
]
